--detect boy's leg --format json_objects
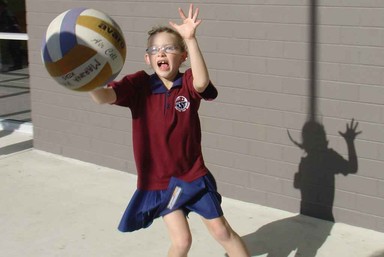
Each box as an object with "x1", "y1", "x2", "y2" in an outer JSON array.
[
  {"x1": 163, "y1": 210, "x2": 192, "y2": 257},
  {"x1": 202, "y1": 216, "x2": 250, "y2": 257}
]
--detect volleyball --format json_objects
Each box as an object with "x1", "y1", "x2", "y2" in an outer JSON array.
[{"x1": 41, "y1": 8, "x2": 126, "y2": 91}]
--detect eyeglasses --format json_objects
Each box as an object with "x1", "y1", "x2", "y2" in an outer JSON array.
[{"x1": 146, "y1": 45, "x2": 180, "y2": 55}]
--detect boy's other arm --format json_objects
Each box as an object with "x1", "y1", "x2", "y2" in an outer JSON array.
[
  {"x1": 169, "y1": 4, "x2": 210, "y2": 93},
  {"x1": 89, "y1": 87, "x2": 117, "y2": 104}
]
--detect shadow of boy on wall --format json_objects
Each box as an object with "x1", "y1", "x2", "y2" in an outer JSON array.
[
  {"x1": 242, "y1": 119, "x2": 361, "y2": 257},
  {"x1": 291, "y1": 118, "x2": 360, "y2": 222}
]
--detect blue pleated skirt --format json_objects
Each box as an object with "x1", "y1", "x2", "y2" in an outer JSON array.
[{"x1": 118, "y1": 172, "x2": 223, "y2": 232}]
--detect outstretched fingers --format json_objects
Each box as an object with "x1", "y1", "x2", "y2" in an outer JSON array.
[
  {"x1": 190, "y1": 4, "x2": 200, "y2": 21},
  {"x1": 169, "y1": 4, "x2": 202, "y2": 39},
  {"x1": 178, "y1": 7, "x2": 187, "y2": 20}
]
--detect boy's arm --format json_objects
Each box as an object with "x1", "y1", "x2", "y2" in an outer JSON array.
[
  {"x1": 170, "y1": 4, "x2": 210, "y2": 93},
  {"x1": 184, "y1": 37, "x2": 210, "y2": 93},
  {"x1": 89, "y1": 87, "x2": 117, "y2": 104}
]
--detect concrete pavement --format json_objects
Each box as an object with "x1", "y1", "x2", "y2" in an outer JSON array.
[{"x1": 1, "y1": 129, "x2": 384, "y2": 257}]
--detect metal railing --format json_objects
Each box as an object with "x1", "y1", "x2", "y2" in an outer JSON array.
[{"x1": 0, "y1": 32, "x2": 28, "y2": 41}]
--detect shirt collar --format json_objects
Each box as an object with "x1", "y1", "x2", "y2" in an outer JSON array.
[{"x1": 150, "y1": 72, "x2": 183, "y2": 94}]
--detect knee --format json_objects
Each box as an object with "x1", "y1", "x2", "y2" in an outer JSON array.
[{"x1": 210, "y1": 222, "x2": 234, "y2": 243}]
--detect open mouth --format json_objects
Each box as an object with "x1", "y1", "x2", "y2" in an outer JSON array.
[{"x1": 157, "y1": 60, "x2": 169, "y2": 71}]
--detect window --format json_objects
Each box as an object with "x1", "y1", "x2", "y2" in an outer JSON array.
[{"x1": 0, "y1": 0, "x2": 30, "y2": 126}]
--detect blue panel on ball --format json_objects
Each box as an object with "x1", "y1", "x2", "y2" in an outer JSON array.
[
  {"x1": 60, "y1": 8, "x2": 87, "y2": 55},
  {"x1": 41, "y1": 36, "x2": 52, "y2": 63}
]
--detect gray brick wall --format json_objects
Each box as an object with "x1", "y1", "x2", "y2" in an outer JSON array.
[{"x1": 27, "y1": 0, "x2": 384, "y2": 232}]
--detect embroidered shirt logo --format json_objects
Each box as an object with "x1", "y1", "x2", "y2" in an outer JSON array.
[{"x1": 175, "y1": 96, "x2": 190, "y2": 112}]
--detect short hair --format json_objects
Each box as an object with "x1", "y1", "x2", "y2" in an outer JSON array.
[{"x1": 147, "y1": 25, "x2": 186, "y2": 52}]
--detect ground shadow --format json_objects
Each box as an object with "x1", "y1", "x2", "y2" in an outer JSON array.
[
  {"x1": 242, "y1": 214, "x2": 333, "y2": 257},
  {"x1": 0, "y1": 120, "x2": 33, "y2": 155},
  {"x1": 0, "y1": 138, "x2": 33, "y2": 155},
  {"x1": 370, "y1": 250, "x2": 384, "y2": 257}
]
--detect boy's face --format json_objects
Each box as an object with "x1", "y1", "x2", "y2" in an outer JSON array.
[{"x1": 145, "y1": 32, "x2": 187, "y2": 83}]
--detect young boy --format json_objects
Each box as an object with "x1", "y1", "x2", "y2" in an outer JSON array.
[{"x1": 90, "y1": 4, "x2": 249, "y2": 257}]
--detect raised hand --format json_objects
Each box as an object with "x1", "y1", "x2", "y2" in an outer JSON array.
[
  {"x1": 339, "y1": 118, "x2": 362, "y2": 142},
  {"x1": 169, "y1": 4, "x2": 202, "y2": 40}
]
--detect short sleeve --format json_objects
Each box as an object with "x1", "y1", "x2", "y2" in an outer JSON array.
[
  {"x1": 108, "y1": 70, "x2": 149, "y2": 108},
  {"x1": 199, "y1": 82, "x2": 218, "y2": 100},
  {"x1": 183, "y1": 69, "x2": 218, "y2": 101}
]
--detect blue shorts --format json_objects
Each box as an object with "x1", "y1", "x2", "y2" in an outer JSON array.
[{"x1": 118, "y1": 172, "x2": 223, "y2": 232}]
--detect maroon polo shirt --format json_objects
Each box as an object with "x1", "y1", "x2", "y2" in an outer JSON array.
[{"x1": 109, "y1": 68, "x2": 218, "y2": 190}]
